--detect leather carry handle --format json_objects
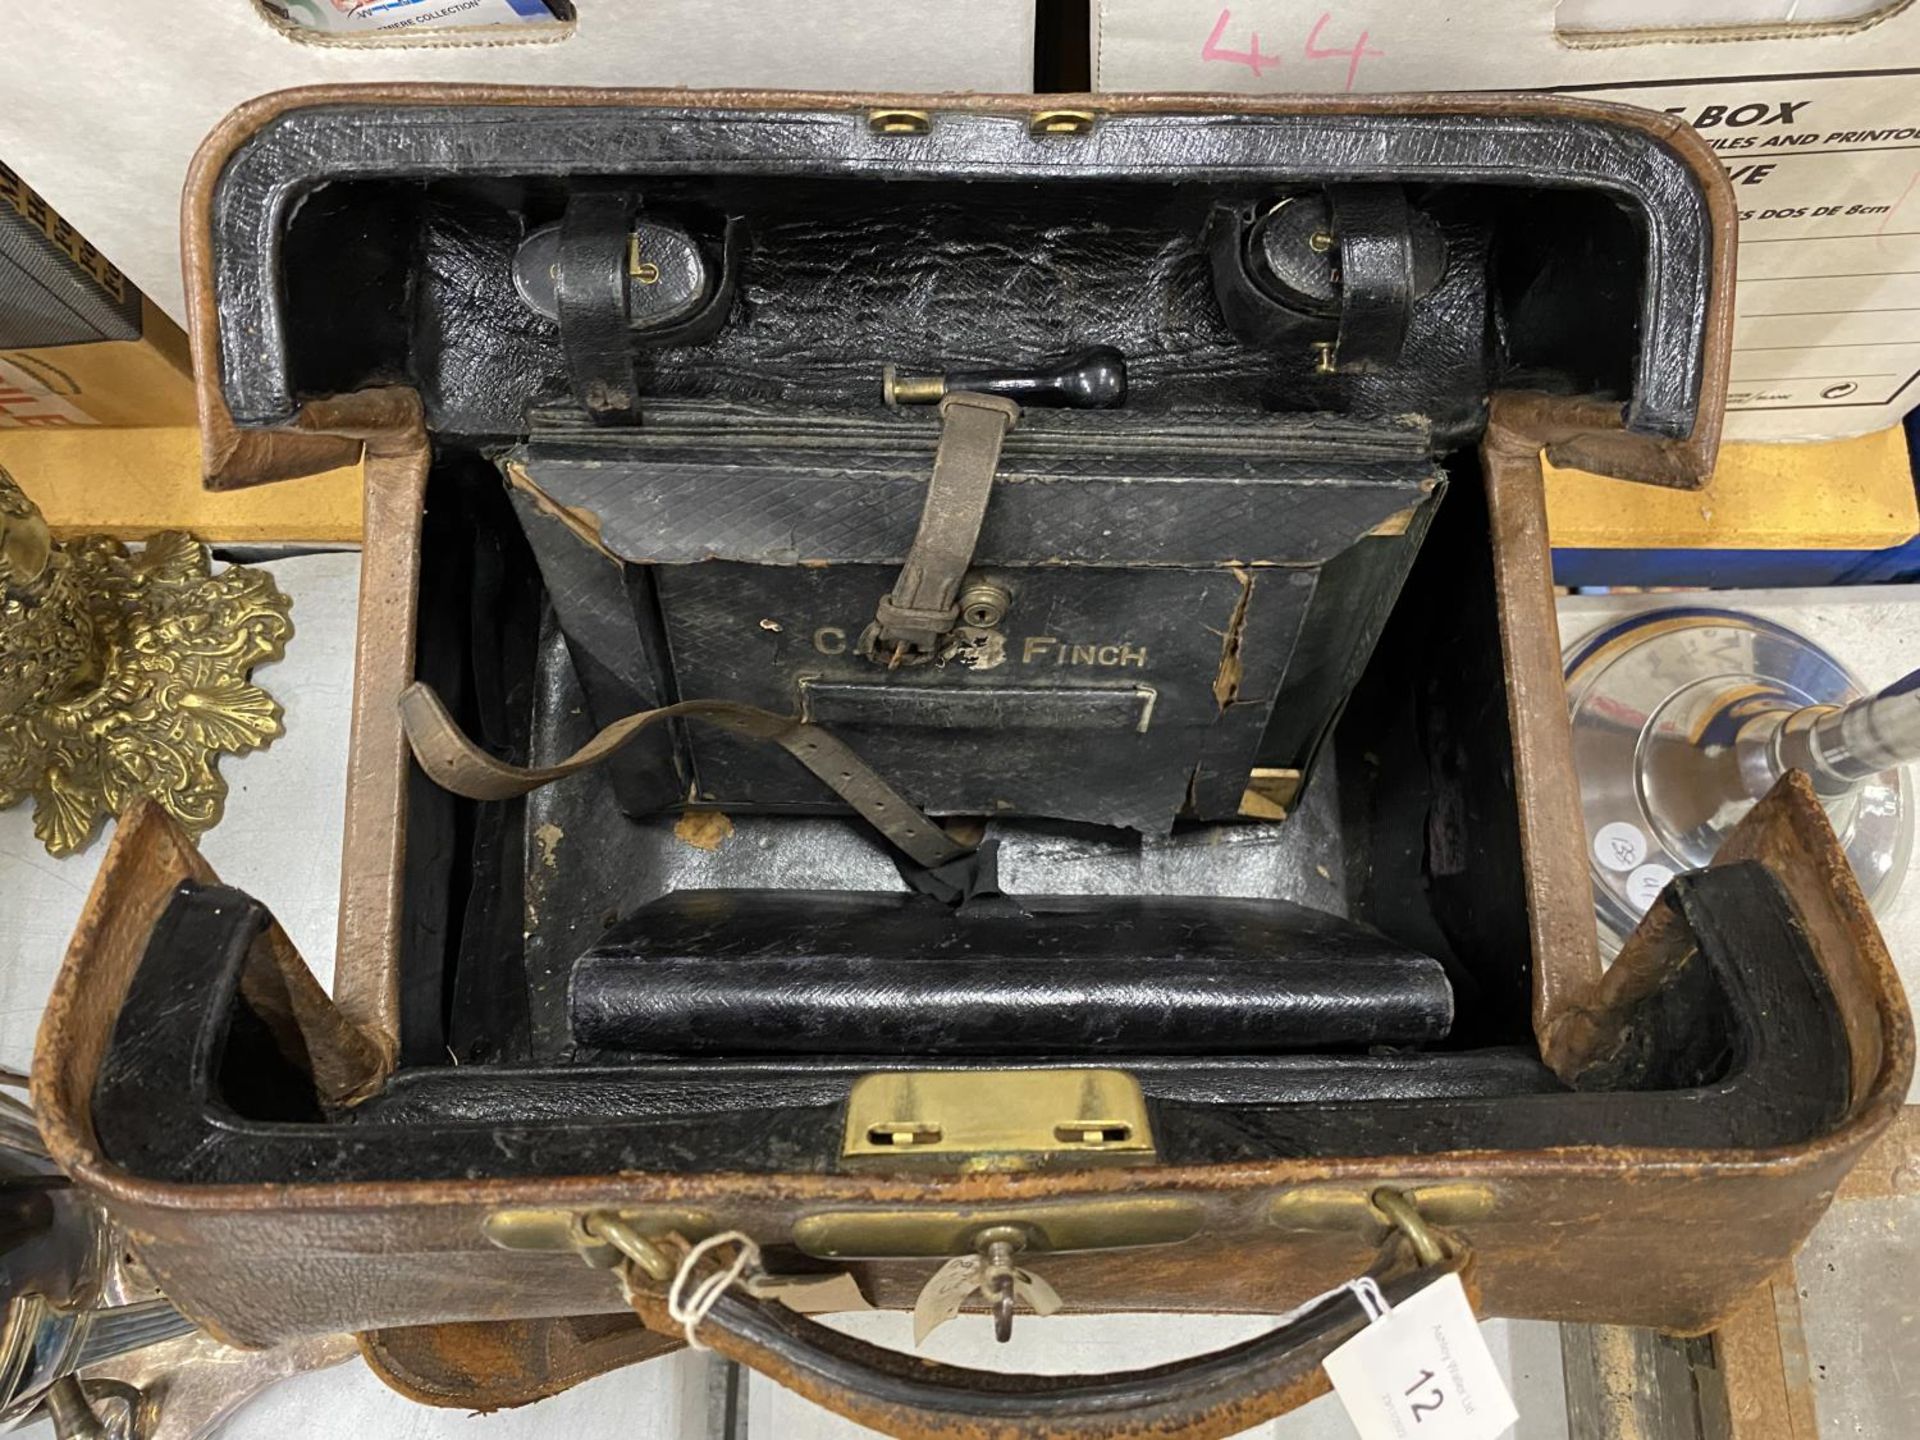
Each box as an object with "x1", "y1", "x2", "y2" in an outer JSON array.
[
  {"x1": 627, "y1": 1256, "x2": 1458, "y2": 1440},
  {"x1": 603, "y1": 1202, "x2": 1460, "y2": 1440},
  {"x1": 396, "y1": 681, "x2": 970, "y2": 869}
]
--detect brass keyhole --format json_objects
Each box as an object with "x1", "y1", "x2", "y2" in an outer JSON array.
[{"x1": 958, "y1": 579, "x2": 1011, "y2": 630}]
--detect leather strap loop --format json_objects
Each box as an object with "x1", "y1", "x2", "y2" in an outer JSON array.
[
  {"x1": 1329, "y1": 184, "x2": 1416, "y2": 373},
  {"x1": 556, "y1": 191, "x2": 643, "y2": 426},
  {"x1": 865, "y1": 391, "x2": 1019, "y2": 664},
  {"x1": 396, "y1": 681, "x2": 969, "y2": 869}
]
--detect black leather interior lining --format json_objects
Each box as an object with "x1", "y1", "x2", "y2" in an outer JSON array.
[
  {"x1": 567, "y1": 889, "x2": 1455, "y2": 1055},
  {"x1": 90, "y1": 863, "x2": 1847, "y2": 1183},
  {"x1": 212, "y1": 104, "x2": 1714, "y2": 441},
  {"x1": 407, "y1": 178, "x2": 1495, "y2": 443},
  {"x1": 356, "y1": 1051, "x2": 1566, "y2": 1126}
]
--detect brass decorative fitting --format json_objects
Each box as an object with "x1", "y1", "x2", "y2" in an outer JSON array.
[
  {"x1": 868, "y1": 109, "x2": 931, "y2": 136},
  {"x1": 1029, "y1": 109, "x2": 1097, "y2": 137},
  {"x1": 0, "y1": 465, "x2": 292, "y2": 856}
]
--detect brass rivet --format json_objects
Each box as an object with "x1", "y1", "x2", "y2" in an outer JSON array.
[{"x1": 869, "y1": 109, "x2": 931, "y2": 136}]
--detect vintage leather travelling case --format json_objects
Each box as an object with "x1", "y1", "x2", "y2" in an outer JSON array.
[{"x1": 33, "y1": 88, "x2": 1913, "y2": 1438}]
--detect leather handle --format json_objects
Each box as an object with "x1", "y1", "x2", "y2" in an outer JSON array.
[{"x1": 630, "y1": 1262, "x2": 1452, "y2": 1440}]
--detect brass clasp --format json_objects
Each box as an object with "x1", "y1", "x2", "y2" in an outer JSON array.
[{"x1": 841, "y1": 1068, "x2": 1156, "y2": 1171}]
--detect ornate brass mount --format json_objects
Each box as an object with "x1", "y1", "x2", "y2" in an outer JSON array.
[{"x1": 0, "y1": 465, "x2": 292, "y2": 856}]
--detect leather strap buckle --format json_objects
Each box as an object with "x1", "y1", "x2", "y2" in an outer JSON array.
[{"x1": 862, "y1": 391, "x2": 1019, "y2": 667}]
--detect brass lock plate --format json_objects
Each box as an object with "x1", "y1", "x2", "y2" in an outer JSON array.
[
  {"x1": 482, "y1": 1207, "x2": 714, "y2": 1266},
  {"x1": 841, "y1": 1068, "x2": 1156, "y2": 1171},
  {"x1": 793, "y1": 1196, "x2": 1203, "y2": 1261},
  {"x1": 1268, "y1": 1182, "x2": 1496, "y2": 1240}
]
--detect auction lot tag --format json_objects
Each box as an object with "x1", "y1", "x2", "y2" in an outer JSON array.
[{"x1": 1322, "y1": 1274, "x2": 1518, "y2": 1440}]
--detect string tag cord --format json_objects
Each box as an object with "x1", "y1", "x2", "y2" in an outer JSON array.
[{"x1": 666, "y1": 1231, "x2": 763, "y2": 1350}]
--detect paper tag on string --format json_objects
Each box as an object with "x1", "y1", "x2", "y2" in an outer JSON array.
[
  {"x1": 913, "y1": 1255, "x2": 984, "y2": 1344},
  {"x1": 743, "y1": 1270, "x2": 874, "y2": 1315},
  {"x1": 910, "y1": 1255, "x2": 1064, "y2": 1345},
  {"x1": 1322, "y1": 1274, "x2": 1518, "y2": 1440}
]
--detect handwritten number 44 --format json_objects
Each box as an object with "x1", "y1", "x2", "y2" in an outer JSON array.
[
  {"x1": 1201, "y1": 8, "x2": 1384, "y2": 92},
  {"x1": 1405, "y1": 1368, "x2": 1447, "y2": 1422}
]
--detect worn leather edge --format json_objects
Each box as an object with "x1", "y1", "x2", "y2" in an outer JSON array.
[
  {"x1": 1708, "y1": 772, "x2": 1913, "y2": 1114},
  {"x1": 331, "y1": 439, "x2": 429, "y2": 1052},
  {"x1": 29, "y1": 801, "x2": 393, "y2": 1343},
  {"x1": 1488, "y1": 391, "x2": 1914, "y2": 1131},
  {"x1": 178, "y1": 85, "x2": 1733, "y2": 492},
  {"x1": 358, "y1": 1317, "x2": 681, "y2": 1412},
  {"x1": 1546, "y1": 771, "x2": 1914, "y2": 1118},
  {"x1": 1481, "y1": 405, "x2": 1606, "y2": 1042}
]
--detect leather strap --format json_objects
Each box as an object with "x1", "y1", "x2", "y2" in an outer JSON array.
[
  {"x1": 556, "y1": 191, "x2": 643, "y2": 425},
  {"x1": 865, "y1": 392, "x2": 1019, "y2": 663},
  {"x1": 397, "y1": 681, "x2": 969, "y2": 869},
  {"x1": 627, "y1": 1260, "x2": 1457, "y2": 1440},
  {"x1": 1329, "y1": 184, "x2": 1416, "y2": 373}
]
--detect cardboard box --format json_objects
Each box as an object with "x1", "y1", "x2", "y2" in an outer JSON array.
[
  {"x1": 0, "y1": 162, "x2": 194, "y2": 428},
  {"x1": 1093, "y1": 1, "x2": 1920, "y2": 441},
  {"x1": 0, "y1": 303, "x2": 195, "y2": 428},
  {"x1": 0, "y1": 1, "x2": 1036, "y2": 327}
]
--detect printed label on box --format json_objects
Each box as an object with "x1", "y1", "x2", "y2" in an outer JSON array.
[
  {"x1": 1094, "y1": 1, "x2": 1920, "y2": 440},
  {"x1": 1567, "y1": 71, "x2": 1920, "y2": 436},
  {"x1": 0, "y1": 355, "x2": 94, "y2": 428}
]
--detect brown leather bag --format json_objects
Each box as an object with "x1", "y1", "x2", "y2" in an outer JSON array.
[{"x1": 33, "y1": 88, "x2": 1911, "y2": 1439}]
